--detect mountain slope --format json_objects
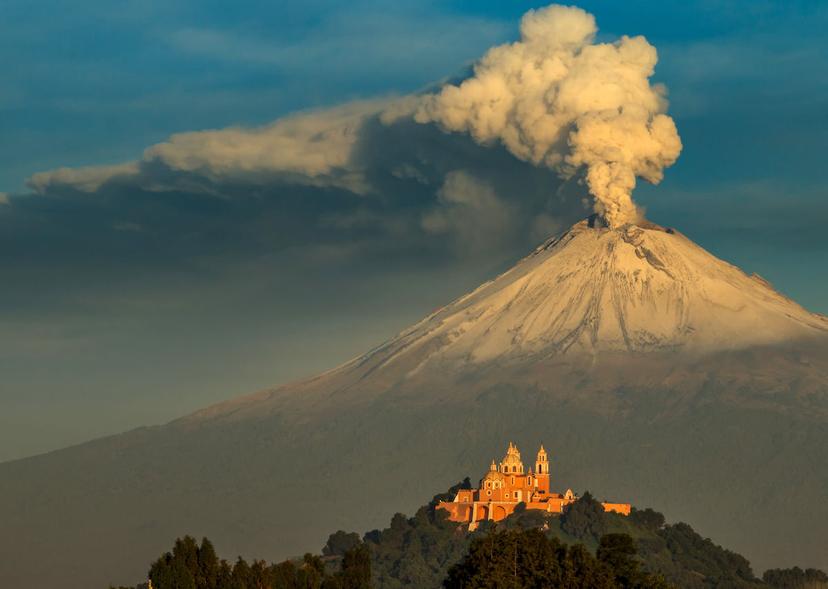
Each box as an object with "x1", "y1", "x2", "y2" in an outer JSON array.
[
  {"x1": 187, "y1": 216, "x2": 827, "y2": 423},
  {"x1": 1, "y1": 218, "x2": 827, "y2": 589},
  {"x1": 369, "y1": 217, "x2": 826, "y2": 362}
]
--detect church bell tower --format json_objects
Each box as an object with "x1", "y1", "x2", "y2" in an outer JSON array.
[{"x1": 534, "y1": 444, "x2": 550, "y2": 492}]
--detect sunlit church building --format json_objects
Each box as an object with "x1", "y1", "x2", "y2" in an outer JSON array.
[{"x1": 438, "y1": 442, "x2": 630, "y2": 528}]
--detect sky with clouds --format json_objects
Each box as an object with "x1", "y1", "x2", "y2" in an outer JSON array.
[{"x1": 1, "y1": 0, "x2": 827, "y2": 461}]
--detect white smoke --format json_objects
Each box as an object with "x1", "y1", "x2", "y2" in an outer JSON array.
[
  {"x1": 28, "y1": 162, "x2": 140, "y2": 194},
  {"x1": 27, "y1": 101, "x2": 387, "y2": 196},
  {"x1": 24, "y1": 4, "x2": 680, "y2": 231},
  {"x1": 415, "y1": 4, "x2": 682, "y2": 227}
]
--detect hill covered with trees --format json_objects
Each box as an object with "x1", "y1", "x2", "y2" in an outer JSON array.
[{"x1": 111, "y1": 483, "x2": 827, "y2": 589}]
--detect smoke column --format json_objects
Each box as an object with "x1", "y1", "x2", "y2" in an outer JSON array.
[{"x1": 415, "y1": 4, "x2": 682, "y2": 228}]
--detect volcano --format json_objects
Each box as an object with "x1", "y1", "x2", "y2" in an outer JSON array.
[{"x1": 1, "y1": 217, "x2": 827, "y2": 589}]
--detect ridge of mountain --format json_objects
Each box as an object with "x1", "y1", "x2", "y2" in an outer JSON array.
[
  {"x1": 377, "y1": 216, "x2": 827, "y2": 360},
  {"x1": 184, "y1": 216, "x2": 828, "y2": 424},
  {"x1": 1, "y1": 217, "x2": 827, "y2": 589}
]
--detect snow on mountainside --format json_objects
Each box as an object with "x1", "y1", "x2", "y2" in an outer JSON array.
[
  {"x1": 185, "y1": 214, "x2": 828, "y2": 424},
  {"x1": 364, "y1": 216, "x2": 827, "y2": 369},
  {"x1": 2, "y1": 217, "x2": 827, "y2": 589}
]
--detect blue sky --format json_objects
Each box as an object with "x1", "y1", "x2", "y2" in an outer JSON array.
[{"x1": 1, "y1": 0, "x2": 826, "y2": 461}]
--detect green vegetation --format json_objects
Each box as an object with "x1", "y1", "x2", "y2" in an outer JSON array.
[
  {"x1": 111, "y1": 483, "x2": 826, "y2": 589},
  {"x1": 361, "y1": 489, "x2": 768, "y2": 588},
  {"x1": 444, "y1": 528, "x2": 669, "y2": 588},
  {"x1": 762, "y1": 567, "x2": 828, "y2": 588},
  {"x1": 109, "y1": 535, "x2": 371, "y2": 589}
]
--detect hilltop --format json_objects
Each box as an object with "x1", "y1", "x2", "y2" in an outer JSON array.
[{"x1": 112, "y1": 484, "x2": 828, "y2": 589}]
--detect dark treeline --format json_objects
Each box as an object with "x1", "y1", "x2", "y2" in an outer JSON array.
[
  {"x1": 444, "y1": 529, "x2": 670, "y2": 588},
  {"x1": 762, "y1": 567, "x2": 828, "y2": 589},
  {"x1": 110, "y1": 535, "x2": 371, "y2": 589},
  {"x1": 113, "y1": 530, "x2": 668, "y2": 589},
  {"x1": 111, "y1": 484, "x2": 827, "y2": 589}
]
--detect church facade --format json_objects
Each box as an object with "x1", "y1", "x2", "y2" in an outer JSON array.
[{"x1": 437, "y1": 442, "x2": 630, "y2": 528}]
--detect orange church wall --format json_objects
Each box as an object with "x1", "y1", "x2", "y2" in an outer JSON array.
[
  {"x1": 492, "y1": 505, "x2": 510, "y2": 521},
  {"x1": 438, "y1": 497, "x2": 630, "y2": 524},
  {"x1": 544, "y1": 497, "x2": 567, "y2": 513},
  {"x1": 455, "y1": 490, "x2": 474, "y2": 503},
  {"x1": 601, "y1": 502, "x2": 631, "y2": 516},
  {"x1": 437, "y1": 502, "x2": 464, "y2": 522},
  {"x1": 526, "y1": 501, "x2": 557, "y2": 513},
  {"x1": 438, "y1": 501, "x2": 521, "y2": 523}
]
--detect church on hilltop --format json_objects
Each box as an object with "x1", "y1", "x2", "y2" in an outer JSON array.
[{"x1": 438, "y1": 442, "x2": 630, "y2": 529}]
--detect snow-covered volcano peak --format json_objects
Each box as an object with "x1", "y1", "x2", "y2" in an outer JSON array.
[{"x1": 366, "y1": 216, "x2": 828, "y2": 370}]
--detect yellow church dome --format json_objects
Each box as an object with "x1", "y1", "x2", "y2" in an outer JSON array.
[
  {"x1": 499, "y1": 441, "x2": 525, "y2": 474},
  {"x1": 483, "y1": 469, "x2": 505, "y2": 483}
]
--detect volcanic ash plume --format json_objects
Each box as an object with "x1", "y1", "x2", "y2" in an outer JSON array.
[{"x1": 415, "y1": 4, "x2": 682, "y2": 228}]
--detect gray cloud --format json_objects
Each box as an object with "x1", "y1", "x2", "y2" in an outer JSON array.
[
  {"x1": 421, "y1": 170, "x2": 516, "y2": 256},
  {"x1": 20, "y1": 90, "x2": 590, "y2": 273}
]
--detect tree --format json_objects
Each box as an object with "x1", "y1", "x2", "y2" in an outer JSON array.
[
  {"x1": 250, "y1": 559, "x2": 273, "y2": 589},
  {"x1": 656, "y1": 522, "x2": 758, "y2": 587},
  {"x1": 271, "y1": 560, "x2": 298, "y2": 589},
  {"x1": 629, "y1": 508, "x2": 665, "y2": 532},
  {"x1": 216, "y1": 560, "x2": 234, "y2": 589},
  {"x1": 561, "y1": 492, "x2": 608, "y2": 541},
  {"x1": 296, "y1": 553, "x2": 325, "y2": 589},
  {"x1": 500, "y1": 502, "x2": 548, "y2": 531},
  {"x1": 598, "y1": 534, "x2": 640, "y2": 586},
  {"x1": 323, "y1": 531, "x2": 362, "y2": 557},
  {"x1": 597, "y1": 534, "x2": 671, "y2": 589},
  {"x1": 565, "y1": 543, "x2": 617, "y2": 588},
  {"x1": 763, "y1": 567, "x2": 828, "y2": 589},
  {"x1": 443, "y1": 528, "x2": 674, "y2": 589},
  {"x1": 338, "y1": 543, "x2": 372, "y2": 589},
  {"x1": 197, "y1": 538, "x2": 220, "y2": 589},
  {"x1": 231, "y1": 557, "x2": 253, "y2": 589},
  {"x1": 149, "y1": 536, "x2": 222, "y2": 589},
  {"x1": 150, "y1": 545, "x2": 197, "y2": 589},
  {"x1": 443, "y1": 528, "x2": 617, "y2": 589}
]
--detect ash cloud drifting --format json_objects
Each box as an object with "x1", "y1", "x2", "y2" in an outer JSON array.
[
  {"x1": 23, "y1": 4, "x2": 681, "y2": 234},
  {"x1": 416, "y1": 5, "x2": 682, "y2": 227}
]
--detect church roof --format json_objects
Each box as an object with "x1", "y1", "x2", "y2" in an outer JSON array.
[{"x1": 482, "y1": 470, "x2": 505, "y2": 482}]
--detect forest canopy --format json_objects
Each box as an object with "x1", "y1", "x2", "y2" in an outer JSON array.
[{"x1": 110, "y1": 485, "x2": 827, "y2": 589}]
